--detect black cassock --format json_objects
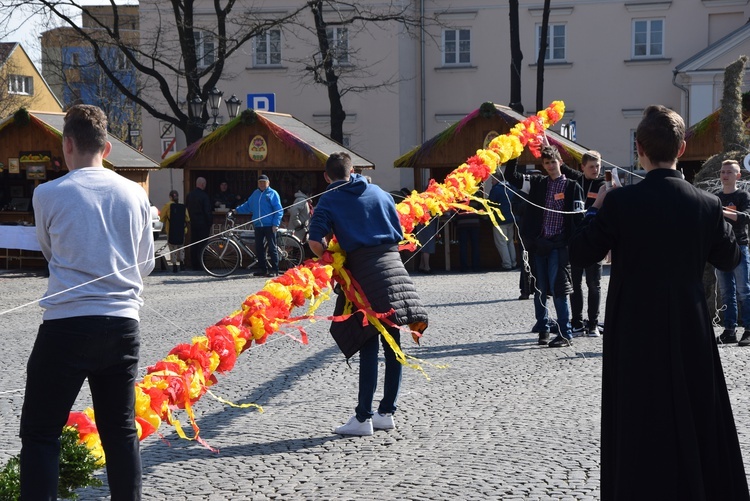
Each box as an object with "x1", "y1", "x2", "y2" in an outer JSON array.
[{"x1": 569, "y1": 169, "x2": 749, "y2": 500}]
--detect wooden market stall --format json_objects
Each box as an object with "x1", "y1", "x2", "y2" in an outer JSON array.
[
  {"x1": 161, "y1": 108, "x2": 374, "y2": 236},
  {"x1": 0, "y1": 108, "x2": 159, "y2": 268},
  {"x1": 393, "y1": 102, "x2": 591, "y2": 271}
]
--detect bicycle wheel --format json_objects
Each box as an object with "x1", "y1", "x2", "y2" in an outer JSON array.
[
  {"x1": 201, "y1": 238, "x2": 241, "y2": 277},
  {"x1": 269, "y1": 234, "x2": 305, "y2": 271}
]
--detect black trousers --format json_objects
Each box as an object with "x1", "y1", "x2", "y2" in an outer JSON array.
[{"x1": 20, "y1": 316, "x2": 142, "y2": 500}]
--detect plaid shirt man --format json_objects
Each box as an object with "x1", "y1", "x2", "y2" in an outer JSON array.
[{"x1": 541, "y1": 174, "x2": 567, "y2": 238}]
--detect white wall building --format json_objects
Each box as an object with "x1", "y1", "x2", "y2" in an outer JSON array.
[{"x1": 139, "y1": 0, "x2": 750, "y2": 206}]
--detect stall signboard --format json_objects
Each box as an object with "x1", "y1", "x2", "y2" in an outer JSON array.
[
  {"x1": 249, "y1": 135, "x2": 268, "y2": 162},
  {"x1": 8, "y1": 158, "x2": 19, "y2": 174}
]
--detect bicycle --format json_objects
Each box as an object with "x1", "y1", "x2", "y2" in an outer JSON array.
[{"x1": 200, "y1": 212, "x2": 305, "y2": 277}]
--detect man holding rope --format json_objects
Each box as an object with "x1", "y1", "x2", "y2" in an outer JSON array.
[
  {"x1": 308, "y1": 152, "x2": 428, "y2": 436},
  {"x1": 20, "y1": 104, "x2": 154, "y2": 499}
]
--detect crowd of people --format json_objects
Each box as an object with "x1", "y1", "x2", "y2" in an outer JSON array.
[{"x1": 18, "y1": 103, "x2": 750, "y2": 499}]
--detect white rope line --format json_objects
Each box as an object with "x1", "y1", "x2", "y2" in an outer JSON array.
[{"x1": 0, "y1": 183, "x2": 343, "y2": 318}]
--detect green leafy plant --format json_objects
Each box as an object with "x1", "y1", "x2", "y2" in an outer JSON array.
[{"x1": 0, "y1": 427, "x2": 103, "y2": 500}]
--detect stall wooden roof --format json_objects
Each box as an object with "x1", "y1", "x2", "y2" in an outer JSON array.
[
  {"x1": 394, "y1": 102, "x2": 590, "y2": 169},
  {"x1": 0, "y1": 110, "x2": 159, "y2": 170},
  {"x1": 161, "y1": 109, "x2": 374, "y2": 170}
]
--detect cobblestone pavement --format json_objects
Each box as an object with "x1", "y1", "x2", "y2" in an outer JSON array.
[{"x1": 2, "y1": 260, "x2": 750, "y2": 500}]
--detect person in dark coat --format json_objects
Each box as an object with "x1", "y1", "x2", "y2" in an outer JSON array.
[
  {"x1": 569, "y1": 105, "x2": 748, "y2": 500},
  {"x1": 186, "y1": 176, "x2": 212, "y2": 271},
  {"x1": 561, "y1": 151, "x2": 606, "y2": 336},
  {"x1": 308, "y1": 152, "x2": 428, "y2": 437},
  {"x1": 505, "y1": 149, "x2": 585, "y2": 347}
]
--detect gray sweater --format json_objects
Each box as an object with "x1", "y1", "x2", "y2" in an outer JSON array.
[{"x1": 33, "y1": 167, "x2": 155, "y2": 321}]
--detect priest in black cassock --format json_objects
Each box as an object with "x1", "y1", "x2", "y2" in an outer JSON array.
[{"x1": 569, "y1": 105, "x2": 749, "y2": 500}]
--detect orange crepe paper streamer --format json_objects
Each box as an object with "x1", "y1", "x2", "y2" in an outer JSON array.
[{"x1": 67, "y1": 102, "x2": 565, "y2": 461}]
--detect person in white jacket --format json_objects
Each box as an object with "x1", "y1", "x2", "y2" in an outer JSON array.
[{"x1": 21, "y1": 104, "x2": 154, "y2": 500}]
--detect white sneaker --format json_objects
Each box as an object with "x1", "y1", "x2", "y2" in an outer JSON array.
[
  {"x1": 372, "y1": 412, "x2": 395, "y2": 430},
  {"x1": 587, "y1": 325, "x2": 601, "y2": 337},
  {"x1": 334, "y1": 415, "x2": 373, "y2": 436}
]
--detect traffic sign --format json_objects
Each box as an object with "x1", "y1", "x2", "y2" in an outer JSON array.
[{"x1": 247, "y1": 93, "x2": 276, "y2": 112}]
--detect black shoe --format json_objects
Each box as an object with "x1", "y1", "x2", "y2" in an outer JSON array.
[
  {"x1": 548, "y1": 335, "x2": 572, "y2": 348},
  {"x1": 179, "y1": 263, "x2": 185, "y2": 272},
  {"x1": 718, "y1": 329, "x2": 738, "y2": 344},
  {"x1": 571, "y1": 321, "x2": 586, "y2": 337},
  {"x1": 538, "y1": 331, "x2": 550, "y2": 345},
  {"x1": 518, "y1": 293, "x2": 530, "y2": 300},
  {"x1": 173, "y1": 264, "x2": 178, "y2": 273},
  {"x1": 253, "y1": 270, "x2": 268, "y2": 277},
  {"x1": 739, "y1": 331, "x2": 750, "y2": 347},
  {"x1": 265, "y1": 272, "x2": 279, "y2": 277}
]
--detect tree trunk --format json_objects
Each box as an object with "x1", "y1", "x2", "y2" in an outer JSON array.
[
  {"x1": 310, "y1": 1, "x2": 346, "y2": 144},
  {"x1": 508, "y1": 0, "x2": 523, "y2": 114},
  {"x1": 535, "y1": 0, "x2": 551, "y2": 112}
]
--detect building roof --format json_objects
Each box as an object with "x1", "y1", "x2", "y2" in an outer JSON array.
[
  {"x1": 0, "y1": 110, "x2": 159, "y2": 170},
  {"x1": 676, "y1": 21, "x2": 750, "y2": 72},
  {"x1": 0, "y1": 42, "x2": 64, "y2": 112},
  {"x1": 161, "y1": 109, "x2": 374, "y2": 170},
  {"x1": 394, "y1": 102, "x2": 590, "y2": 168}
]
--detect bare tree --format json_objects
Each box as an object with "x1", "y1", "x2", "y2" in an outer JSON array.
[
  {"x1": 508, "y1": 0, "x2": 523, "y2": 114},
  {"x1": 535, "y1": 0, "x2": 551, "y2": 112},
  {"x1": 2, "y1": 0, "x2": 310, "y2": 144},
  {"x1": 294, "y1": 1, "x2": 428, "y2": 143}
]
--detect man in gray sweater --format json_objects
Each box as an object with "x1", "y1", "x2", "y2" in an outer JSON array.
[{"x1": 20, "y1": 105, "x2": 154, "y2": 500}]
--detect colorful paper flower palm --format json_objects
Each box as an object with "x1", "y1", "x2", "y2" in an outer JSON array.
[{"x1": 65, "y1": 101, "x2": 565, "y2": 462}]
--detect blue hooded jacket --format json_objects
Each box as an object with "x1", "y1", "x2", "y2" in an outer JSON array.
[
  {"x1": 235, "y1": 186, "x2": 283, "y2": 227},
  {"x1": 308, "y1": 173, "x2": 403, "y2": 252}
]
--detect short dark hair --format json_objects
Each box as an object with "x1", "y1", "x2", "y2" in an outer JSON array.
[
  {"x1": 326, "y1": 152, "x2": 352, "y2": 181},
  {"x1": 541, "y1": 145, "x2": 562, "y2": 162},
  {"x1": 63, "y1": 105, "x2": 108, "y2": 154},
  {"x1": 636, "y1": 105, "x2": 685, "y2": 164}
]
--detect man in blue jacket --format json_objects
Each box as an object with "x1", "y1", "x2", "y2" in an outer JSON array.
[
  {"x1": 235, "y1": 174, "x2": 283, "y2": 277},
  {"x1": 308, "y1": 152, "x2": 428, "y2": 436}
]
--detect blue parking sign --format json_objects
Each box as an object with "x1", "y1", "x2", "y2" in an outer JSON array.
[{"x1": 247, "y1": 93, "x2": 276, "y2": 112}]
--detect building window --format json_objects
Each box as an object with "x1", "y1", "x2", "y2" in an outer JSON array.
[
  {"x1": 443, "y1": 29, "x2": 471, "y2": 65},
  {"x1": 253, "y1": 29, "x2": 282, "y2": 67},
  {"x1": 71, "y1": 53, "x2": 80, "y2": 67},
  {"x1": 536, "y1": 24, "x2": 566, "y2": 61},
  {"x1": 325, "y1": 27, "x2": 349, "y2": 65},
  {"x1": 632, "y1": 19, "x2": 663, "y2": 58},
  {"x1": 8, "y1": 75, "x2": 33, "y2": 95},
  {"x1": 194, "y1": 30, "x2": 215, "y2": 68}
]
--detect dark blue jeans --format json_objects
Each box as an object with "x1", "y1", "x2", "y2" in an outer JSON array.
[
  {"x1": 255, "y1": 226, "x2": 278, "y2": 273},
  {"x1": 356, "y1": 328, "x2": 402, "y2": 422},
  {"x1": 20, "y1": 316, "x2": 142, "y2": 501},
  {"x1": 533, "y1": 249, "x2": 572, "y2": 339}
]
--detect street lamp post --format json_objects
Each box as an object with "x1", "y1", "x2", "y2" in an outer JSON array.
[{"x1": 189, "y1": 88, "x2": 243, "y2": 131}]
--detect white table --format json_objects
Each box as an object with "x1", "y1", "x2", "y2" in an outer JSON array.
[{"x1": 0, "y1": 225, "x2": 44, "y2": 268}]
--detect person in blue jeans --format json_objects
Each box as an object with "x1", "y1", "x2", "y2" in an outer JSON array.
[
  {"x1": 21, "y1": 104, "x2": 154, "y2": 500},
  {"x1": 235, "y1": 174, "x2": 283, "y2": 277},
  {"x1": 308, "y1": 152, "x2": 428, "y2": 436},
  {"x1": 715, "y1": 159, "x2": 750, "y2": 346},
  {"x1": 504, "y1": 148, "x2": 584, "y2": 347}
]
